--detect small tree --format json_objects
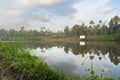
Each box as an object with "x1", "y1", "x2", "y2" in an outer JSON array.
[{"x1": 64, "y1": 26, "x2": 70, "y2": 37}]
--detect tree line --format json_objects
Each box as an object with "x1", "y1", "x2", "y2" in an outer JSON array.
[
  {"x1": 64, "y1": 16, "x2": 120, "y2": 37},
  {"x1": 0, "y1": 27, "x2": 64, "y2": 41}
]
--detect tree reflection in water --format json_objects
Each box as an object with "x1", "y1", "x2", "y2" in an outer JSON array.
[
  {"x1": 8, "y1": 41, "x2": 120, "y2": 65},
  {"x1": 23, "y1": 41, "x2": 120, "y2": 79}
]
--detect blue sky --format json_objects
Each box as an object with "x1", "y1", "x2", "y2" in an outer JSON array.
[{"x1": 0, "y1": 0, "x2": 120, "y2": 32}]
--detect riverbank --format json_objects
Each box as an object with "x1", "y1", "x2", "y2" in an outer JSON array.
[
  {"x1": 87, "y1": 35, "x2": 117, "y2": 41},
  {"x1": 0, "y1": 35, "x2": 118, "y2": 43},
  {"x1": 29, "y1": 35, "x2": 119, "y2": 42},
  {"x1": 0, "y1": 42, "x2": 116, "y2": 80}
]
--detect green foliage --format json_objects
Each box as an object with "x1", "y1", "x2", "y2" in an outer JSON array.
[
  {"x1": 90, "y1": 20, "x2": 95, "y2": 25},
  {"x1": 64, "y1": 26, "x2": 70, "y2": 37},
  {"x1": 109, "y1": 16, "x2": 120, "y2": 34},
  {"x1": 116, "y1": 34, "x2": 120, "y2": 43},
  {"x1": 87, "y1": 35, "x2": 117, "y2": 41},
  {"x1": 0, "y1": 27, "x2": 60, "y2": 41},
  {"x1": 63, "y1": 16, "x2": 120, "y2": 38},
  {"x1": 1, "y1": 77, "x2": 11, "y2": 80},
  {"x1": 85, "y1": 66, "x2": 115, "y2": 80}
]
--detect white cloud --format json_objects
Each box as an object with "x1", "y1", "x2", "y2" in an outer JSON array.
[
  {"x1": 100, "y1": 7, "x2": 114, "y2": 13},
  {"x1": 5, "y1": 10, "x2": 23, "y2": 17},
  {"x1": 39, "y1": 15, "x2": 52, "y2": 22},
  {"x1": 0, "y1": 0, "x2": 68, "y2": 25},
  {"x1": 0, "y1": 8, "x2": 24, "y2": 26},
  {"x1": 72, "y1": 0, "x2": 112, "y2": 24},
  {"x1": 39, "y1": 0, "x2": 66, "y2": 6},
  {"x1": 17, "y1": 0, "x2": 66, "y2": 8}
]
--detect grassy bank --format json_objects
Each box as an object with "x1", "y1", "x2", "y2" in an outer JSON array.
[
  {"x1": 41, "y1": 37, "x2": 80, "y2": 42},
  {"x1": 116, "y1": 34, "x2": 120, "y2": 43},
  {"x1": 87, "y1": 35, "x2": 117, "y2": 41},
  {"x1": 0, "y1": 42, "x2": 117, "y2": 80},
  {"x1": 0, "y1": 35, "x2": 118, "y2": 43},
  {"x1": 42, "y1": 35, "x2": 117, "y2": 42}
]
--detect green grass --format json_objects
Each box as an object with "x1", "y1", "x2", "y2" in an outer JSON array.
[
  {"x1": 116, "y1": 34, "x2": 120, "y2": 43},
  {"x1": 87, "y1": 35, "x2": 117, "y2": 41},
  {"x1": 0, "y1": 42, "x2": 118, "y2": 80}
]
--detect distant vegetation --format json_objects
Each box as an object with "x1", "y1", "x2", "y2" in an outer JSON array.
[
  {"x1": 64, "y1": 16, "x2": 120, "y2": 41},
  {"x1": 64, "y1": 16, "x2": 120, "y2": 36},
  {"x1": 0, "y1": 16, "x2": 120, "y2": 42}
]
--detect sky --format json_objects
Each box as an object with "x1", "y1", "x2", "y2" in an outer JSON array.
[{"x1": 0, "y1": 0, "x2": 120, "y2": 32}]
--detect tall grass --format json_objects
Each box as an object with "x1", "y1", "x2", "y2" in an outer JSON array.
[
  {"x1": 87, "y1": 35, "x2": 117, "y2": 41},
  {"x1": 116, "y1": 34, "x2": 120, "y2": 43}
]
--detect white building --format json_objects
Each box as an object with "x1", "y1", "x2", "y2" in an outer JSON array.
[{"x1": 80, "y1": 35, "x2": 86, "y2": 41}]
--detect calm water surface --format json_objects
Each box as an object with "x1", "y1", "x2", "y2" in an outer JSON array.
[{"x1": 20, "y1": 42, "x2": 120, "y2": 79}]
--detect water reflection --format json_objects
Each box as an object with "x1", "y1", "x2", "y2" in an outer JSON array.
[
  {"x1": 11, "y1": 41, "x2": 120, "y2": 79},
  {"x1": 24, "y1": 41, "x2": 120, "y2": 65},
  {"x1": 79, "y1": 41, "x2": 86, "y2": 46}
]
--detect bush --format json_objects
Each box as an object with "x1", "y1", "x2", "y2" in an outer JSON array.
[{"x1": 116, "y1": 35, "x2": 120, "y2": 43}]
